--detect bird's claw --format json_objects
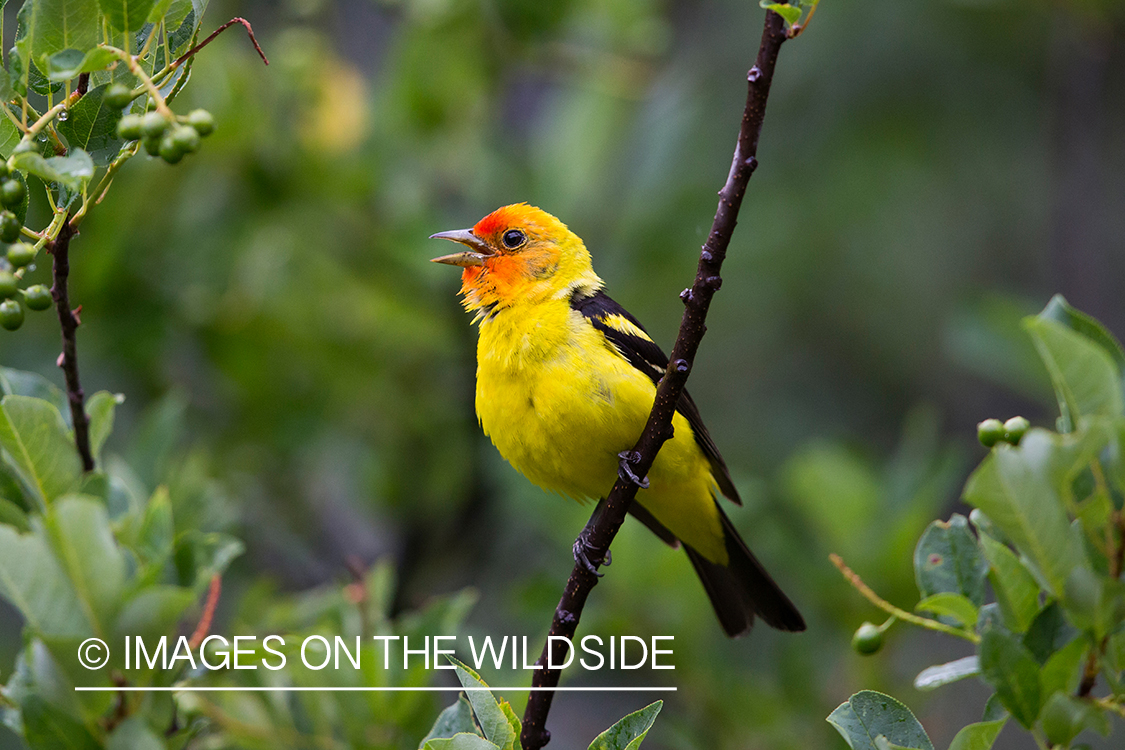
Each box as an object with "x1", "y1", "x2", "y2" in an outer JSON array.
[
  {"x1": 572, "y1": 527, "x2": 609, "y2": 577},
  {"x1": 617, "y1": 450, "x2": 649, "y2": 489}
]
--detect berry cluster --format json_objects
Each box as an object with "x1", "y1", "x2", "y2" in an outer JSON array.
[
  {"x1": 113, "y1": 83, "x2": 215, "y2": 165},
  {"x1": 0, "y1": 159, "x2": 44, "y2": 331},
  {"x1": 976, "y1": 416, "x2": 1030, "y2": 448}
]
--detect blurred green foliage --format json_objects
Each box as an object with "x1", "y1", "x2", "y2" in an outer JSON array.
[{"x1": 0, "y1": 0, "x2": 1122, "y2": 747}]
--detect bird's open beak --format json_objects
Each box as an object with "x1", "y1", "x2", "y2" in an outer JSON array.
[{"x1": 429, "y1": 229, "x2": 493, "y2": 267}]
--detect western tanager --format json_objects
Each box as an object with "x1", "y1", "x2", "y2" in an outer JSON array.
[{"x1": 432, "y1": 203, "x2": 804, "y2": 636}]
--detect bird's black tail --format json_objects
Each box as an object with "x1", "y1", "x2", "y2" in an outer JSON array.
[{"x1": 630, "y1": 503, "x2": 805, "y2": 637}]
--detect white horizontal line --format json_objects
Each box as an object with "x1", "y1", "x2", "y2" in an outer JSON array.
[{"x1": 75, "y1": 686, "x2": 676, "y2": 693}]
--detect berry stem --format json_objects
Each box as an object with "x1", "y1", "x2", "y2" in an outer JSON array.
[
  {"x1": 49, "y1": 219, "x2": 95, "y2": 472},
  {"x1": 102, "y1": 47, "x2": 175, "y2": 118}
]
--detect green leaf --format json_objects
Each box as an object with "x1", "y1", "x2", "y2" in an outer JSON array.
[
  {"x1": 0, "y1": 113, "x2": 23, "y2": 162},
  {"x1": 107, "y1": 715, "x2": 166, "y2": 750},
  {"x1": 44, "y1": 495, "x2": 127, "y2": 636},
  {"x1": 0, "y1": 395, "x2": 83, "y2": 509},
  {"x1": 978, "y1": 629, "x2": 1042, "y2": 728},
  {"x1": 20, "y1": 694, "x2": 100, "y2": 750},
  {"x1": 98, "y1": 0, "x2": 160, "y2": 32},
  {"x1": 58, "y1": 84, "x2": 127, "y2": 166},
  {"x1": 1022, "y1": 602, "x2": 1077, "y2": 664},
  {"x1": 15, "y1": 0, "x2": 101, "y2": 78},
  {"x1": 0, "y1": 369, "x2": 69, "y2": 427},
  {"x1": 420, "y1": 695, "x2": 482, "y2": 747},
  {"x1": 588, "y1": 700, "x2": 663, "y2": 750},
  {"x1": 1039, "y1": 692, "x2": 1109, "y2": 746},
  {"x1": 11, "y1": 148, "x2": 95, "y2": 191},
  {"x1": 963, "y1": 438, "x2": 1085, "y2": 596},
  {"x1": 85, "y1": 392, "x2": 123, "y2": 465},
  {"x1": 1039, "y1": 295, "x2": 1125, "y2": 371},
  {"x1": 913, "y1": 655, "x2": 979, "y2": 691},
  {"x1": 979, "y1": 535, "x2": 1039, "y2": 633},
  {"x1": 424, "y1": 735, "x2": 501, "y2": 750},
  {"x1": 449, "y1": 659, "x2": 516, "y2": 750},
  {"x1": 113, "y1": 586, "x2": 195, "y2": 651},
  {"x1": 915, "y1": 593, "x2": 979, "y2": 629},
  {"x1": 1039, "y1": 636, "x2": 1087, "y2": 699},
  {"x1": 1063, "y1": 566, "x2": 1125, "y2": 640},
  {"x1": 0, "y1": 494, "x2": 30, "y2": 530},
  {"x1": 0, "y1": 524, "x2": 90, "y2": 638},
  {"x1": 914, "y1": 514, "x2": 988, "y2": 606},
  {"x1": 46, "y1": 46, "x2": 117, "y2": 81},
  {"x1": 1024, "y1": 316, "x2": 1123, "y2": 427},
  {"x1": 759, "y1": 1, "x2": 802, "y2": 25},
  {"x1": 946, "y1": 718, "x2": 1007, "y2": 750},
  {"x1": 826, "y1": 691, "x2": 934, "y2": 750}
]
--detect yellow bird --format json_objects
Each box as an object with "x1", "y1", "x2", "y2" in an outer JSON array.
[{"x1": 431, "y1": 203, "x2": 804, "y2": 636}]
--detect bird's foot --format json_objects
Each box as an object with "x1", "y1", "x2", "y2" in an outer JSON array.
[
  {"x1": 617, "y1": 450, "x2": 650, "y2": 489},
  {"x1": 572, "y1": 527, "x2": 609, "y2": 577}
]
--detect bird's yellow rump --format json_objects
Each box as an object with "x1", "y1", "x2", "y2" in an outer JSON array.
[{"x1": 432, "y1": 203, "x2": 804, "y2": 636}]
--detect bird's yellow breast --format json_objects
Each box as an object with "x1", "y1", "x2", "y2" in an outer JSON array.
[{"x1": 474, "y1": 296, "x2": 726, "y2": 563}]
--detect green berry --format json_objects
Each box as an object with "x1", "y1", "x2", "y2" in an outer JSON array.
[
  {"x1": 6, "y1": 242, "x2": 34, "y2": 267},
  {"x1": 0, "y1": 271, "x2": 16, "y2": 298},
  {"x1": 141, "y1": 111, "x2": 169, "y2": 139},
  {"x1": 104, "y1": 83, "x2": 134, "y2": 110},
  {"x1": 117, "y1": 113, "x2": 145, "y2": 141},
  {"x1": 187, "y1": 109, "x2": 215, "y2": 137},
  {"x1": 977, "y1": 418, "x2": 1005, "y2": 448},
  {"x1": 159, "y1": 135, "x2": 184, "y2": 164},
  {"x1": 23, "y1": 284, "x2": 51, "y2": 311},
  {"x1": 0, "y1": 211, "x2": 21, "y2": 244},
  {"x1": 0, "y1": 299, "x2": 23, "y2": 331},
  {"x1": 143, "y1": 135, "x2": 162, "y2": 156},
  {"x1": 0, "y1": 160, "x2": 9, "y2": 179},
  {"x1": 852, "y1": 622, "x2": 884, "y2": 655},
  {"x1": 171, "y1": 125, "x2": 201, "y2": 154},
  {"x1": 0, "y1": 179, "x2": 24, "y2": 209},
  {"x1": 1003, "y1": 416, "x2": 1030, "y2": 445}
]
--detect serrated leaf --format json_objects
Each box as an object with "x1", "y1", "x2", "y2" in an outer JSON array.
[
  {"x1": 915, "y1": 593, "x2": 979, "y2": 629},
  {"x1": 1039, "y1": 636, "x2": 1087, "y2": 699},
  {"x1": 0, "y1": 395, "x2": 83, "y2": 508},
  {"x1": 58, "y1": 83, "x2": 126, "y2": 167},
  {"x1": 113, "y1": 585, "x2": 194, "y2": 647},
  {"x1": 11, "y1": 148, "x2": 94, "y2": 191},
  {"x1": 979, "y1": 535, "x2": 1039, "y2": 633},
  {"x1": 914, "y1": 514, "x2": 988, "y2": 606},
  {"x1": 1039, "y1": 295, "x2": 1125, "y2": 371},
  {"x1": 978, "y1": 629, "x2": 1041, "y2": 728},
  {"x1": 947, "y1": 718, "x2": 1007, "y2": 750},
  {"x1": 47, "y1": 46, "x2": 117, "y2": 81},
  {"x1": 913, "y1": 655, "x2": 979, "y2": 691},
  {"x1": 588, "y1": 700, "x2": 662, "y2": 750},
  {"x1": 99, "y1": 0, "x2": 160, "y2": 32},
  {"x1": 1022, "y1": 602, "x2": 1076, "y2": 664},
  {"x1": 963, "y1": 440, "x2": 1085, "y2": 596},
  {"x1": 15, "y1": 0, "x2": 101, "y2": 78},
  {"x1": 420, "y1": 695, "x2": 481, "y2": 747},
  {"x1": 20, "y1": 694, "x2": 100, "y2": 750},
  {"x1": 827, "y1": 691, "x2": 934, "y2": 750},
  {"x1": 449, "y1": 658, "x2": 516, "y2": 750}
]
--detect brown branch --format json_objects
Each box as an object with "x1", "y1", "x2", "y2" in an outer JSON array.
[
  {"x1": 171, "y1": 18, "x2": 269, "y2": 70},
  {"x1": 49, "y1": 221, "x2": 94, "y2": 472},
  {"x1": 188, "y1": 575, "x2": 223, "y2": 650},
  {"x1": 518, "y1": 10, "x2": 793, "y2": 749}
]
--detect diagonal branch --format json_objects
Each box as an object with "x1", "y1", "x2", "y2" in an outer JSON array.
[
  {"x1": 49, "y1": 220, "x2": 94, "y2": 472},
  {"x1": 519, "y1": 10, "x2": 793, "y2": 749}
]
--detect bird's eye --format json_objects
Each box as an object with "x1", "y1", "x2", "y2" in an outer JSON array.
[{"x1": 501, "y1": 229, "x2": 526, "y2": 249}]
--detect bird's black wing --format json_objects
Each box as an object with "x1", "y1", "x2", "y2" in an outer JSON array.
[{"x1": 570, "y1": 288, "x2": 741, "y2": 505}]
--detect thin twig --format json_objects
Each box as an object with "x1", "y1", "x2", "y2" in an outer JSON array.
[
  {"x1": 171, "y1": 18, "x2": 269, "y2": 70},
  {"x1": 519, "y1": 11, "x2": 795, "y2": 749},
  {"x1": 830, "y1": 554, "x2": 981, "y2": 644},
  {"x1": 188, "y1": 575, "x2": 222, "y2": 650},
  {"x1": 49, "y1": 221, "x2": 95, "y2": 472}
]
